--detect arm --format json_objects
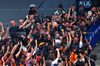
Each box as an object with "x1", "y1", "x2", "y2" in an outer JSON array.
[
  {"x1": 27, "y1": 47, "x2": 34, "y2": 60},
  {"x1": 10, "y1": 44, "x2": 19, "y2": 55},
  {"x1": 19, "y1": 15, "x2": 28, "y2": 29},
  {"x1": 2, "y1": 46, "x2": 10, "y2": 59},
  {"x1": 43, "y1": 57, "x2": 46, "y2": 66},
  {"x1": 2, "y1": 26, "x2": 9, "y2": 41},
  {"x1": 23, "y1": 19, "x2": 35, "y2": 29},
  {"x1": 52, "y1": 39, "x2": 55, "y2": 46},
  {"x1": 47, "y1": 23, "x2": 50, "y2": 33},
  {"x1": 15, "y1": 42, "x2": 22, "y2": 58},
  {"x1": 24, "y1": 45, "x2": 31, "y2": 55},
  {"x1": 27, "y1": 25, "x2": 33, "y2": 38},
  {"x1": 68, "y1": 33, "x2": 71, "y2": 44},
  {"x1": 70, "y1": 55, "x2": 76, "y2": 65},
  {"x1": 79, "y1": 33, "x2": 83, "y2": 48},
  {"x1": 65, "y1": 57, "x2": 68, "y2": 66},
  {"x1": 56, "y1": 48, "x2": 60, "y2": 59},
  {"x1": 0, "y1": 22, "x2": 4, "y2": 36},
  {"x1": 67, "y1": 7, "x2": 71, "y2": 21},
  {"x1": 89, "y1": 45, "x2": 92, "y2": 51},
  {"x1": 23, "y1": 22, "x2": 32, "y2": 29},
  {"x1": 2, "y1": 58, "x2": 5, "y2": 66},
  {"x1": 24, "y1": 38, "x2": 33, "y2": 54},
  {"x1": 34, "y1": 40, "x2": 37, "y2": 53}
]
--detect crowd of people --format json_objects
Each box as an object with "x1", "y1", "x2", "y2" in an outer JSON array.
[{"x1": 0, "y1": 3, "x2": 100, "y2": 66}]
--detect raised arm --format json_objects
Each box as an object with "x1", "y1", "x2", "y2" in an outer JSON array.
[
  {"x1": 16, "y1": 42, "x2": 22, "y2": 58},
  {"x1": 66, "y1": 34, "x2": 69, "y2": 44},
  {"x1": 27, "y1": 25, "x2": 33, "y2": 38},
  {"x1": 10, "y1": 43, "x2": 19, "y2": 55},
  {"x1": 34, "y1": 40, "x2": 37, "y2": 53},
  {"x1": 56, "y1": 48, "x2": 60, "y2": 59},
  {"x1": 24, "y1": 38, "x2": 33, "y2": 54},
  {"x1": 2, "y1": 46, "x2": 10, "y2": 59},
  {"x1": 23, "y1": 19, "x2": 35, "y2": 29},
  {"x1": 67, "y1": 7, "x2": 71, "y2": 21},
  {"x1": 68, "y1": 33, "x2": 71, "y2": 44},
  {"x1": 2, "y1": 26, "x2": 9, "y2": 41},
  {"x1": 2, "y1": 58, "x2": 5, "y2": 66},
  {"x1": 19, "y1": 15, "x2": 28, "y2": 29},
  {"x1": 79, "y1": 33, "x2": 83, "y2": 48},
  {"x1": 27, "y1": 47, "x2": 34, "y2": 60},
  {"x1": 0, "y1": 22, "x2": 4, "y2": 36},
  {"x1": 47, "y1": 23, "x2": 50, "y2": 33}
]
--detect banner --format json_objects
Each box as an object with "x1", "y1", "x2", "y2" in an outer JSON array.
[
  {"x1": 85, "y1": 19, "x2": 100, "y2": 48},
  {"x1": 76, "y1": 0, "x2": 94, "y2": 11}
]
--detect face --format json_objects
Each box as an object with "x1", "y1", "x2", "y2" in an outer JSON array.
[
  {"x1": 19, "y1": 19, "x2": 24, "y2": 25},
  {"x1": 85, "y1": 12, "x2": 88, "y2": 17},
  {"x1": 32, "y1": 7, "x2": 35, "y2": 10},
  {"x1": 11, "y1": 58, "x2": 15, "y2": 63},
  {"x1": 29, "y1": 15, "x2": 34, "y2": 20},
  {"x1": 33, "y1": 28, "x2": 37, "y2": 34},
  {"x1": 64, "y1": 13, "x2": 68, "y2": 18},
  {"x1": 10, "y1": 20, "x2": 17, "y2": 27},
  {"x1": 65, "y1": 22, "x2": 69, "y2": 27},
  {"x1": 74, "y1": 37, "x2": 79, "y2": 43},
  {"x1": 79, "y1": 6, "x2": 83, "y2": 10},
  {"x1": 58, "y1": 7, "x2": 62, "y2": 11},
  {"x1": 92, "y1": 7, "x2": 96, "y2": 11},
  {"x1": 73, "y1": 25, "x2": 77, "y2": 30},
  {"x1": 72, "y1": 6, "x2": 75, "y2": 10},
  {"x1": 81, "y1": 21, "x2": 85, "y2": 26}
]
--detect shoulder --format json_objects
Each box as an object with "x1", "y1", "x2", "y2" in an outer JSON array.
[{"x1": 54, "y1": 10, "x2": 59, "y2": 14}]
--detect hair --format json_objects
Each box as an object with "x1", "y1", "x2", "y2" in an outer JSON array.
[
  {"x1": 76, "y1": 61, "x2": 85, "y2": 66},
  {"x1": 46, "y1": 60, "x2": 51, "y2": 66},
  {"x1": 71, "y1": 45, "x2": 76, "y2": 50},
  {"x1": 48, "y1": 45, "x2": 53, "y2": 51},
  {"x1": 91, "y1": 54, "x2": 97, "y2": 61},
  {"x1": 20, "y1": 58, "x2": 25, "y2": 64},
  {"x1": 86, "y1": 37, "x2": 90, "y2": 42},
  {"x1": 22, "y1": 38, "x2": 29, "y2": 47},
  {"x1": 47, "y1": 55, "x2": 54, "y2": 61}
]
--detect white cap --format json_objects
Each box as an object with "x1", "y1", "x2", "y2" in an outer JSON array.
[{"x1": 30, "y1": 4, "x2": 36, "y2": 7}]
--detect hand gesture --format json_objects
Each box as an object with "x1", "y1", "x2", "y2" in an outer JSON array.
[
  {"x1": 0, "y1": 22, "x2": 3, "y2": 27},
  {"x1": 56, "y1": 48, "x2": 59, "y2": 51},
  {"x1": 7, "y1": 26, "x2": 9, "y2": 32},
  {"x1": 35, "y1": 40, "x2": 37, "y2": 44},
  {"x1": 69, "y1": 7, "x2": 71, "y2": 11},
  {"x1": 26, "y1": 15, "x2": 28, "y2": 19},
  {"x1": 31, "y1": 19, "x2": 35, "y2": 23}
]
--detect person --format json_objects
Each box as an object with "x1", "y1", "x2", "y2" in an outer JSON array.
[
  {"x1": 18, "y1": 19, "x2": 35, "y2": 37},
  {"x1": 9, "y1": 15, "x2": 28, "y2": 40},
  {"x1": 77, "y1": 5, "x2": 86, "y2": 17},
  {"x1": 54, "y1": 4, "x2": 65, "y2": 15},
  {"x1": 87, "y1": 6, "x2": 96, "y2": 19},
  {"x1": 29, "y1": 4, "x2": 37, "y2": 16},
  {"x1": 0, "y1": 3, "x2": 98, "y2": 66}
]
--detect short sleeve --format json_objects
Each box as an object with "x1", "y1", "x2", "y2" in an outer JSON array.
[{"x1": 51, "y1": 58, "x2": 58, "y2": 66}]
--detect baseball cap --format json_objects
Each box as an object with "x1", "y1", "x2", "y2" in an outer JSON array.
[{"x1": 30, "y1": 4, "x2": 36, "y2": 7}]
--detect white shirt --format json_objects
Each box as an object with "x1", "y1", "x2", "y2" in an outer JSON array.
[
  {"x1": 54, "y1": 10, "x2": 65, "y2": 15},
  {"x1": 87, "y1": 11, "x2": 92, "y2": 18},
  {"x1": 51, "y1": 58, "x2": 59, "y2": 66},
  {"x1": 22, "y1": 45, "x2": 36, "y2": 55},
  {"x1": 55, "y1": 36, "x2": 62, "y2": 45},
  {"x1": 79, "y1": 41, "x2": 83, "y2": 48}
]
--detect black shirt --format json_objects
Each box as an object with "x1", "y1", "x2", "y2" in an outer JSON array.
[
  {"x1": 29, "y1": 10, "x2": 36, "y2": 15},
  {"x1": 9, "y1": 26, "x2": 19, "y2": 39}
]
